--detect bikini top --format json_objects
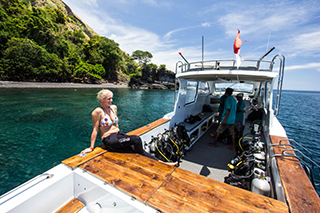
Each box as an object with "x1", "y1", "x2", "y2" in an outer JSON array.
[{"x1": 100, "y1": 106, "x2": 118, "y2": 127}]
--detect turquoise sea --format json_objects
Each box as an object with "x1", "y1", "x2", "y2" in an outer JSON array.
[{"x1": 0, "y1": 89, "x2": 319, "y2": 196}]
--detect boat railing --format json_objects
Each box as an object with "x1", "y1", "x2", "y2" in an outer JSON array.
[
  {"x1": 272, "y1": 54, "x2": 285, "y2": 117},
  {"x1": 174, "y1": 61, "x2": 183, "y2": 103},
  {"x1": 271, "y1": 150, "x2": 320, "y2": 188},
  {"x1": 268, "y1": 139, "x2": 314, "y2": 163},
  {"x1": 175, "y1": 59, "x2": 275, "y2": 74},
  {"x1": 269, "y1": 139, "x2": 320, "y2": 189}
]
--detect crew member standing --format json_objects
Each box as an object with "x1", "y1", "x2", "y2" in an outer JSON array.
[{"x1": 209, "y1": 88, "x2": 237, "y2": 151}]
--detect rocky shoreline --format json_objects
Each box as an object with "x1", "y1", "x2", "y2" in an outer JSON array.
[{"x1": 0, "y1": 81, "x2": 130, "y2": 89}]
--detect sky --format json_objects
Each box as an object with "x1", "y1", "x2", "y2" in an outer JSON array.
[{"x1": 62, "y1": 0, "x2": 320, "y2": 91}]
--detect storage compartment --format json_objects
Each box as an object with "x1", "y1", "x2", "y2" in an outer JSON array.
[
  {"x1": 184, "y1": 113, "x2": 217, "y2": 150},
  {"x1": 201, "y1": 123, "x2": 207, "y2": 133},
  {"x1": 190, "y1": 129, "x2": 199, "y2": 143}
]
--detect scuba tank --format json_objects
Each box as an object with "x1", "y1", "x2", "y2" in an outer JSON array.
[
  {"x1": 253, "y1": 167, "x2": 265, "y2": 179},
  {"x1": 251, "y1": 173, "x2": 270, "y2": 196},
  {"x1": 253, "y1": 152, "x2": 265, "y2": 161}
]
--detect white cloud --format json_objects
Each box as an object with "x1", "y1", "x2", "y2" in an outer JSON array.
[
  {"x1": 286, "y1": 62, "x2": 320, "y2": 72},
  {"x1": 81, "y1": 0, "x2": 98, "y2": 6},
  {"x1": 201, "y1": 22, "x2": 211, "y2": 27},
  {"x1": 142, "y1": 0, "x2": 157, "y2": 6},
  {"x1": 219, "y1": 5, "x2": 311, "y2": 38},
  {"x1": 108, "y1": 26, "x2": 170, "y2": 54},
  {"x1": 164, "y1": 22, "x2": 212, "y2": 40},
  {"x1": 164, "y1": 26, "x2": 195, "y2": 39},
  {"x1": 280, "y1": 31, "x2": 320, "y2": 57}
]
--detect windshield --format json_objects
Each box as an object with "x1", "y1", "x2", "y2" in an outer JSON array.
[{"x1": 215, "y1": 82, "x2": 253, "y2": 93}]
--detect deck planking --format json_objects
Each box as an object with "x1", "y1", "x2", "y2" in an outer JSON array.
[
  {"x1": 55, "y1": 197, "x2": 84, "y2": 213},
  {"x1": 62, "y1": 145, "x2": 107, "y2": 169},
  {"x1": 79, "y1": 151, "x2": 288, "y2": 213},
  {"x1": 148, "y1": 167, "x2": 288, "y2": 213},
  {"x1": 270, "y1": 135, "x2": 320, "y2": 213},
  {"x1": 79, "y1": 151, "x2": 176, "y2": 203}
]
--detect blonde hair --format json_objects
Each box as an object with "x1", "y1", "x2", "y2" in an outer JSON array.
[{"x1": 97, "y1": 89, "x2": 113, "y2": 103}]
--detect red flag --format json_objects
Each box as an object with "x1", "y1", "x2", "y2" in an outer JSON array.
[{"x1": 233, "y1": 29, "x2": 243, "y2": 54}]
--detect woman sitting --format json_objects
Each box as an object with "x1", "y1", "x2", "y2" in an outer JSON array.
[{"x1": 81, "y1": 89, "x2": 176, "y2": 165}]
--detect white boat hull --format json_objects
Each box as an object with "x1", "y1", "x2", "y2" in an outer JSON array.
[{"x1": 0, "y1": 164, "x2": 157, "y2": 213}]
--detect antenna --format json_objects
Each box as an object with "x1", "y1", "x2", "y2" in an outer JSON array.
[
  {"x1": 259, "y1": 47, "x2": 275, "y2": 61},
  {"x1": 266, "y1": 30, "x2": 271, "y2": 52},
  {"x1": 202, "y1": 36, "x2": 204, "y2": 70},
  {"x1": 202, "y1": 36, "x2": 204, "y2": 62},
  {"x1": 178, "y1": 52, "x2": 189, "y2": 64}
]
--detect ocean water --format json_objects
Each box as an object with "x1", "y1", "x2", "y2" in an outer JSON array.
[
  {"x1": 276, "y1": 90, "x2": 320, "y2": 195},
  {"x1": 0, "y1": 89, "x2": 319, "y2": 196}
]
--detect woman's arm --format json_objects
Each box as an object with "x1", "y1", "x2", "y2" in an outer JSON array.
[
  {"x1": 81, "y1": 109, "x2": 100, "y2": 153},
  {"x1": 90, "y1": 109, "x2": 101, "y2": 149}
]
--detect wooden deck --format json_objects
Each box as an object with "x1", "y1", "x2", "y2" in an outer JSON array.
[
  {"x1": 78, "y1": 151, "x2": 288, "y2": 213},
  {"x1": 60, "y1": 118, "x2": 294, "y2": 212},
  {"x1": 270, "y1": 135, "x2": 320, "y2": 213}
]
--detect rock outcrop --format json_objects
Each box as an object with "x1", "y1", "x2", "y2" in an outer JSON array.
[{"x1": 129, "y1": 66, "x2": 176, "y2": 90}]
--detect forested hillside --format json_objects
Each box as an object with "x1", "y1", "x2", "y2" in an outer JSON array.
[{"x1": 0, "y1": 0, "x2": 141, "y2": 83}]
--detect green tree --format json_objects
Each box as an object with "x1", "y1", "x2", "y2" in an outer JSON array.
[
  {"x1": 1, "y1": 37, "x2": 62, "y2": 80},
  {"x1": 132, "y1": 50, "x2": 153, "y2": 64},
  {"x1": 74, "y1": 61, "x2": 106, "y2": 82},
  {"x1": 159, "y1": 64, "x2": 166, "y2": 69},
  {"x1": 82, "y1": 36, "x2": 123, "y2": 76}
]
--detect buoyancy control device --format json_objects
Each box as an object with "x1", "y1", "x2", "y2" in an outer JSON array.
[
  {"x1": 148, "y1": 123, "x2": 189, "y2": 163},
  {"x1": 224, "y1": 122, "x2": 271, "y2": 196}
]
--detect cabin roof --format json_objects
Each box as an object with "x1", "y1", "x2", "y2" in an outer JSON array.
[{"x1": 176, "y1": 70, "x2": 278, "y2": 82}]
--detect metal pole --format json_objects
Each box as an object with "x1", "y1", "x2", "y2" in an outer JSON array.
[{"x1": 202, "y1": 36, "x2": 204, "y2": 70}]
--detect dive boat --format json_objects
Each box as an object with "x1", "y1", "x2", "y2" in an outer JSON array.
[{"x1": 1, "y1": 48, "x2": 319, "y2": 213}]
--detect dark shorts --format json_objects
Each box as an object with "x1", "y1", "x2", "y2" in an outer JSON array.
[
  {"x1": 217, "y1": 123, "x2": 235, "y2": 135},
  {"x1": 102, "y1": 131, "x2": 157, "y2": 160},
  {"x1": 103, "y1": 131, "x2": 140, "y2": 151}
]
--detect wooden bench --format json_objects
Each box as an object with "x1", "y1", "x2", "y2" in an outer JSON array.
[
  {"x1": 127, "y1": 118, "x2": 170, "y2": 136},
  {"x1": 270, "y1": 135, "x2": 320, "y2": 213},
  {"x1": 55, "y1": 197, "x2": 84, "y2": 213},
  {"x1": 62, "y1": 118, "x2": 170, "y2": 169}
]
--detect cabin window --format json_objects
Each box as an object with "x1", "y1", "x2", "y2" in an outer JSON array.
[
  {"x1": 214, "y1": 82, "x2": 253, "y2": 93},
  {"x1": 185, "y1": 80, "x2": 198, "y2": 104},
  {"x1": 198, "y1": 81, "x2": 210, "y2": 94}
]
